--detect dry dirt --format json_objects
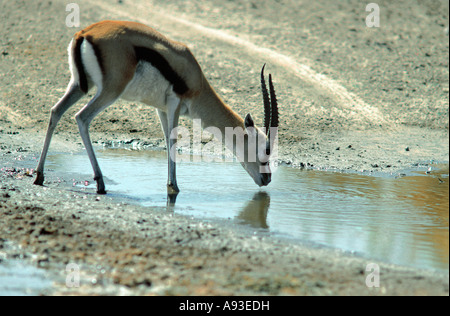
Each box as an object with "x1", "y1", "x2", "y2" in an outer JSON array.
[{"x1": 0, "y1": 0, "x2": 449, "y2": 296}]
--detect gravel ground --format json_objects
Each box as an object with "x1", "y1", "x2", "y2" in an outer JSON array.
[{"x1": 0, "y1": 0, "x2": 448, "y2": 296}]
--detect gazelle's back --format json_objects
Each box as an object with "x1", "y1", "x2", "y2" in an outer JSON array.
[{"x1": 74, "y1": 20, "x2": 204, "y2": 97}]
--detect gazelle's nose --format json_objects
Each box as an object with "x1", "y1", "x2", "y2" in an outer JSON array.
[{"x1": 260, "y1": 173, "x2": 271, "y2": 186}]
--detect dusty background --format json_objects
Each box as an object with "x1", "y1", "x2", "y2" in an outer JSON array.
[
  {"x1": 0, "y1": 0, "x2": 448, "y2": 295},
  {"x1": 0, "y1": 0, "x2": 448, "y2": 170}
]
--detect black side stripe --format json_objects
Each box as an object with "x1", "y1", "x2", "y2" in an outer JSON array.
[
  {"x1": 73, "y1": 37, "x2": 89, "y2": 94},
  {"x1": 134, "y1": 46, "x2": 189, "y2": 95}
]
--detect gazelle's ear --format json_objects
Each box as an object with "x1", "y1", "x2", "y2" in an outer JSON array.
[
  {"x1": 244, "y1": 113, "x2": 257, "y2": 137},
  {"x1": 244, "y1": 113, "x2": 254, "y2": 129}
]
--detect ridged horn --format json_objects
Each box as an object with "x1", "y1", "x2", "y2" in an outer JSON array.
[
  {"x1": 269, "y1": 74, "x2": 279, "y2": 132},
  {"x1": 261, "y1": 64, "x2": 271, "y2": 136},
  {"x1": 261, "y1": 64, "x2": 279, "y2": 152}
]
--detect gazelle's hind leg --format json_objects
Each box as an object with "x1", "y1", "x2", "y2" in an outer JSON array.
[
  {"x1": 75, "y1": 91, "x2": 121, "y2": 194},
  {"x1": 34, "y1": 83, "x2": 85, "y2": 186}
]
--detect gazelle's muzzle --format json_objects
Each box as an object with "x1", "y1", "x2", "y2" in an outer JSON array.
[{"x1": 260, "y1": 172, "x2": 272, "y2": 187}]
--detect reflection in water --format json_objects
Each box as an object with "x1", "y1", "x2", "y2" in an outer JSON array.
[
  {"x1": 167, "y1": 192, "x2": 178, "y2": 206},
  {"x1": 237, "y1": 192, "x2": 271, "y2": 229},
  {"x1": 268, "y1": 165, "x2": 449, "y2": 271},
  {"x1": 46, "y1": 149, "x2": 449, "y2": 272},
  {"x1": 397, "y1": 169, "x2": 449, "y2": 267}
]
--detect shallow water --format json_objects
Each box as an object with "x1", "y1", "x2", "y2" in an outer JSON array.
[
  {"x1": 47, "y1": 149, "x2": 449, "y2": 272},
  {"x1": 0, "y1": 259, "x2": 52, "y2": 296}
]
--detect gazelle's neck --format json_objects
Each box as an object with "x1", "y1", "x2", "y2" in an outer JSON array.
[
  {"x1": 191, "y1": 79, "x2": 245, "y2": 135},
  {"x1": 190, "y1": 79, "x2": 259, "y2": 165}
]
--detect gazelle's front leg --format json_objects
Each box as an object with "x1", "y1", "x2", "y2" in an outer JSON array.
[{"x1": 158, "y1": 93, "x2": 182, "y2": 195}]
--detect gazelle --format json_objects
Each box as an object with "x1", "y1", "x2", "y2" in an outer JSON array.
[{"x1": 33, "y1": 20, "x2": 279, "y2": 196}]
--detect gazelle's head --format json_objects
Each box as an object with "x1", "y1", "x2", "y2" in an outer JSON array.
[{"x1": 241, "y1": 65, "x2": 279, "y2": 187}]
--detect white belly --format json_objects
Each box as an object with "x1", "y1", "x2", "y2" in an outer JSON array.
[{"x1": 121, "y1": 61, "x2": 172, "y2": 111}]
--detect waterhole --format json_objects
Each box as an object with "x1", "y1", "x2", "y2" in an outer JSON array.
[
  {"x1": 47, "y1": 148, "x2": 449, "y2": 272},
  {"x1": 0, "y1": 258, "x2": 51, "y2": 296}
]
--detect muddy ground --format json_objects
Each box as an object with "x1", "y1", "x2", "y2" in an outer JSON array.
[{"x1": 0, "y1": 0, "x2": 449, "y2": 295}]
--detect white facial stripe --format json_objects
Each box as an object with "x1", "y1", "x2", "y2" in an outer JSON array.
[
  {"x1": 81, "y1": 39, "x2": 103, "y2": 92},
  {"x1": 258, "y1": 132, "x2": 270, "y2": 163},
  {"x1": 258, "y1": 146, "x2": 269, "y2": 162}
]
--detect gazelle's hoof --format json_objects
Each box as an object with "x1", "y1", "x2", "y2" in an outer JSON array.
[
  {"x1": 34, "y1": 171, "x2": 45, "y2": 186},
  {"x1": 95, "y1": 176, "x2": 107, "y2": 195}
]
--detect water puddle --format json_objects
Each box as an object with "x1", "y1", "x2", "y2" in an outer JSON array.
[
  {"x1": 0, "y1": 258, "x2": 52, "y2": 296},
  {"x1": 47, "y1": 148, "x2": 449, "y2": 272}
]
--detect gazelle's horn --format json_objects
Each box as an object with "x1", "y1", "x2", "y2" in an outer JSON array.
[
  {"x1": 261, "y1": 64, "x2": 271, "y2": 136},
  {"x1": 268, "y1": 73, "x2": 279, "y2": 138},
  {"x1": 261, "y1": 64, "x2": 279, "y2": 154}
]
